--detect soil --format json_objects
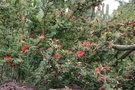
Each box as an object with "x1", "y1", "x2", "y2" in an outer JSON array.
[
  {"x1": 0, "y1": 81, "x2": 37, "y2": 90},
  {"x1": 0, "y1": 81, "x2": 82, "y2": 90}
]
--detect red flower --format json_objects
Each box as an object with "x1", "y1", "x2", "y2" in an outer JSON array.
[
  {"x1": 107, "y1": 22, "x2": 113, "y2": 25},
  {"x1": 22, "y1": 17, "x2": 25, "y2": 21},
  {"x1": 11, "y1": 63, "x2": 16, "y2": 66},
  {"x1": 68, "y1": 16, "x2": 71, "y2": 19},
  {"x1": 77, "y1": 51, "x2": 84, "y2": 56},
  {"x1": 85, "y1": 42, "x2": 90, "y2": 46},
  {"x1": 52, "y1": 38, "x2": 57, "y2": 43},
  {"x1": 98, "y1": 66, "x2": 101, "y2": 70},
  {"x1": 57, "y1": 44, "x2": 62, "y2": 49},
  {"x1": 38, "y1": 35, "x2": 45, "y2": 38},
  {"x1": 4, "y1": 56, "x2": 11, "y2": 59},
  {"x1": 79, "y1": 43, "x2": 85, "y2": 46},
  {"x1": 56, "y1": 54, "x2": 61, "y2": 59},
  {"x1": 94, "y1": 69, "x2": 98, "y2": 73},
  {"x1": 125, "y1": 37, "x2": 128, "y2": 40},
  {"x1": 39, "y1": 29, "x2": 44, "y2": 32},
  {"x1": 58, "y1": 10, "x2": 61, "y2": 14},
  {"x1": 89, "y1": 51, "x2": 93, "y2": 54},
  {"x1": 21, "y1": 46, "x2": 28, "y2": 51},
  {"x1": 98, "y1": 77, "x2": 104, "y2": 80},
  {"x1": 66, "y1": 67, "x2": 69, "y2": 71},
  {"x1": 125, "y1": 74, "x2": 129, "y2": 78},
  {"x1": 130, "y1": 23, "x2": 135, "y2": 26}
]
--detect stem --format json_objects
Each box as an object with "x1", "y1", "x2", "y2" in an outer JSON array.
[{"x1": 0, "y1": 64, "x2": 4, "y2": 82}]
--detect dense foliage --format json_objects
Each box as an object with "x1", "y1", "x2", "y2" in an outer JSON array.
[
  {"x1": 112, "y1": 1, "x2": 135, "y2": 23},
  {"x1": 0, "y1": 0, "x2": 135, "y2": 90}
]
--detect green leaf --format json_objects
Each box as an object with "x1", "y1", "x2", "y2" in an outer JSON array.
[
  {"x1": 36, "y1": 8, "x2": 44, "y2": 22},
  {"x1": 33, "y1": 0, "x2": 37, "y2": 7}
]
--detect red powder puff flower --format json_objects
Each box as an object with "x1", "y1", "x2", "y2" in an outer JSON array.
[
  {"x1": 89, "y1": 51, "x2": 93, "y2": 54},
  {"x1": 12, "y1": 63, "x2": 16, "y2": 66},
  {"x1": 107, "y1": 22, "x2": 113, "y2": 25},
  {"x1": 39, "y1": 29, "x2": 44, "y2": 33},
  {"x1": 130, "y1": 23, "x2": 135, "y2": 26},
  {"x1": 56, "y1": 54, "x2": 61, "y2": 59},
  {"x1": 77, "y1": 51, "x2": 84, "y2": 56},
  {"x1": 21, "y1": 46, "x2": 28, "y2": 51},
  {"x1": 98, "y1": 77, "x2": 104, "y2": 80},
  {"x1": 57, "y1": 44, "x2": 62, "y2": 49},
  {"x1": 85, "y1": 41, "x2": 90, "y2": 46},
  {"x1": 38, "y1": 35, "x2": 45, "y2": 38},
  {"x1": 58, "y1": 10, "x2": 61, "y2": 14},
  {"x1": 4, "y1": 56, "x2": 11, "y2": 59},
  {"x1": 68, "y1": 16, "x2": 71, "y2": 19},
  {"x1": 79, "y1": 43, "x2": 85, "y2": 46},
  {"x1": 125, "y1": 74, "x2": 129, "y2": 78},
  {"x1": 125, "y1": 37, "x2": 128, "y2": 40},
  {"x1": 98, "y1": 66, "x2": 101, "y2": 70},
  {"x1": 22, "y1": 17, "x2": 25, "y2": 21},
  {"x1": 52, "y1": 38, "x2": 57, "y2": 43},
  {"x1": 94, "y1": 69, "x2": 98, "y2": 73}
]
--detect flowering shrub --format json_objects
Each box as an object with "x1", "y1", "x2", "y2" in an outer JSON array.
[{"x1": 0, "y1": 0, "x2": 135, "y2": 90}]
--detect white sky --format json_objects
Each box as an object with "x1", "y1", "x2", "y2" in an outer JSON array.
[{"x1": 103, "y1": 0, "x2": 129, "y2": 15}]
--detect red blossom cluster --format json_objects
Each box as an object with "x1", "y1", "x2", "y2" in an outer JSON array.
[
  {"x1": 79, "y1": 41, "x2": 90, "y2": 46},
  {"x1": 39, "y1": 29, "x2": 44, "y2": 33},
  {"x1": 4, "y1": 56, "x2": 16, "y2": 66},
  {"x1": 21, "y1": 46, "x2": 28, "y2": 51},
  {"x1": 125, "y1": 73, "x2": 135, "y2": 78},
  {"x1": 38, "y1": 34, "x2": 45, "y2": 39},
  {"x1": 55, "y1": 54, "x2": 61, "y2": 59},
  {"x1": 4, "y1": 56, "x2": 11, "y2": 59},
  {"x1": 130, "y1": 23, "x2": 135, "y2": 26},
  {"x1": 93, "y1": 66, "x2": 111, "y2": 80},
  {"x1": 76, "y1": 51, "x2": 84, "y2": 56},
  {"x1": 107, "y1": 22, "x2": 113, "y2": 25},
  {"x1": 57, "y1": 44, "x2": 62, "y2": 49}
]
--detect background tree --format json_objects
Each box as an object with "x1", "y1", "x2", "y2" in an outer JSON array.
[{"x1": 112, "y1": 0, "x2": 135, "y2": 23}]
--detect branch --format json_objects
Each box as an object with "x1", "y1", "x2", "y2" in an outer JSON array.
[
  {"x1": 112, "y1": 44, "x2": 135, "y2": 51},
  {"x1": 112, "y1": 44, "x2": 135, "y2": 59}
]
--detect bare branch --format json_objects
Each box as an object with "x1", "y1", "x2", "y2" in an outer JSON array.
[
  {"x1": 112, "y1": 44, "x2": 135, "y2": 59},
  {"x1": 112, "y1": 44, "x2": 135, "y2": 51}
]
